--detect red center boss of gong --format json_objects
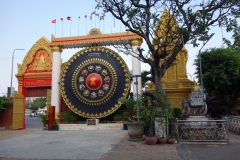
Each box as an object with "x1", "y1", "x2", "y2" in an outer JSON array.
[{"x1": 86, "y1": 73, "x2": 102, "y2": 90}]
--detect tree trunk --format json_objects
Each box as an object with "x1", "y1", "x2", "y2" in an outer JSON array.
[{"x1": 154, "y1": 68, "x2": 166, "y2": 97}]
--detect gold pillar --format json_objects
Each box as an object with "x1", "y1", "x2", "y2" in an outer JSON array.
[{"x1": 51, "y1": 45, "x2": 63, "y2": 53}]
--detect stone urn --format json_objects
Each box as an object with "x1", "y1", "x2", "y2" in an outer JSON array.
[
  {"x1": 157, "y1": 137, "x2": 167, "y2": 144},
  {"x1": 126, "y1": 121, "x2": 144, "y2": 141},
  {"x1": 145, "y1": 136, "x2": 157, "y2": 145},
  {"x1": 167, "y1": 138, "x2": 176, "y2": 144}
]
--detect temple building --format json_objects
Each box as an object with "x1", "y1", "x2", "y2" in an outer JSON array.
[{"x1": 148, "y1": 10, "x2": 194, "y2": 108}]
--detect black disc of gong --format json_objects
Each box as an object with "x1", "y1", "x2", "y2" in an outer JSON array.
[{"x1": 60, "y1": 47, "x2": 131, "y2": 118}]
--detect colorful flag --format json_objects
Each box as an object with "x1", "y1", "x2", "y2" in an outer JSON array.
[
  {"x1": 67, "y1": 16, "x2": 71, "y2": 20},
  {"x1": 90, "y1": 15, "x2": 92, "y2": 20},
  {"x1": 91, "y1": 11, "x2": 96, "y2": 15},
  {"x1": 60, "y1": 18, "x2": 63, "y2": 21},
  {"x1": 100, "y1": 13, "x2": 105, "y2": 20},
  {"x1": 84, "y1": 15, "x2": 87, "y2": 18},
  {"x1": 78, "y1": 16, "x2": 80, "y2": 19},
  {"x1": 51, "y1": 19, "x2": 56, "y2": 23}
]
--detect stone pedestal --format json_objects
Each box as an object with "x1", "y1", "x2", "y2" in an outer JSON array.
[{"x1": 87, "y1": 119, "x2": 99, "y2": 126}]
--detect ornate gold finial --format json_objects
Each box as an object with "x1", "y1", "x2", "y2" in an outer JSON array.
[
  {"x1": 88, "y1": 28, "x2": 102, "y2": 36},
  {"x1": 51, "y1": 45, "x2": 62, "y2": 52},
  {"x1": 153, "y1": 9, "x2": 179, "y2": 52},
  {"x1": 129, "y1": 38, "x2": 143, "y2": 46},
  {"x1": 192, "y1": 81, "x2": 200, "y2": 91}
]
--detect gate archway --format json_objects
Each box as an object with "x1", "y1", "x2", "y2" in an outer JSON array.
[
  {"x1": 16, "y1": 37, "x2": 52, "y2": 129},
  {"x1": 16, "y1": 30, "x2": 143, "y2": 127},
  {"x1": 49, "y1": 28, "x2": 142, "y2": 122}
]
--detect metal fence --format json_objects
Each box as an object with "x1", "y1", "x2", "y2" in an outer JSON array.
[
  {"x1": 175, "y1": 119, "x2": 229, "y2": 144},
  {"x1": 227, "y1": 116, "x2": 240, "y2": 133}
]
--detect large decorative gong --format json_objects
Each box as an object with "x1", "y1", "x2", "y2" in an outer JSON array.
[{"x1": 60, "y1": 47, "x2": 131, "y2": 118}]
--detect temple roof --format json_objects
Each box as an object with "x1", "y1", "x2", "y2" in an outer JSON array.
[{"x1": 50, "y1": 28, "x2": 142, "y2": 48}]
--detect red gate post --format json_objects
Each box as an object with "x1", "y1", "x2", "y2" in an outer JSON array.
[{"x1": 48, "y1": 106, "x2": 55, "y2": 130}]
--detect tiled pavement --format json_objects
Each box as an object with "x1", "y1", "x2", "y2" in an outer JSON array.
[
  {"x1": 1, "y1": 128, "x2": 240, "y2": 160},
  {"x1": 0, "y1": 128, "x2": 40, "y2": 141},
  {"x1": 101, "y1": 135, "x2": 181, "y2": 160},
  {"x1": 0, "y1": 128, "x2": 182, "y2": 160}
]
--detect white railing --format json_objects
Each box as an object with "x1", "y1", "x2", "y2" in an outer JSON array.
[
  {"x1": 175, "y1": 119, "x2": 229, "y2": 144},
  {"x1": 227, "y1": 116, "x2": 240, "y2": 133}
]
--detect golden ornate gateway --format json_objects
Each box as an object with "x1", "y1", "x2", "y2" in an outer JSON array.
[
  {"x1": 16, "y1": 37, "x2": 52, "y2": 98},
  {"x1": 49, "y1": 28, "x2": 142, "y2": 120},
  {"x1": 15, "y1": 37, "x2": 52, "y2": 128},
  {"x1": 15, "y1": 28, "x2": 142, "y2": 121}
]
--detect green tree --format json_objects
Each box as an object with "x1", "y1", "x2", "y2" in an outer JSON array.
[
  {"x1": 194, "y1": 48, "x2": 240, "y2": 115},
  {"x1": 26, "y1": 98, "x2": 32, "y2": 109},
  {"x1": 31, "y1": 97, "x2": 46, "y2": 110},
  {"x1": 223, "y1": 19, "x2": 240, "y2": 51},
  {"x1": 141, "y1": 70, "x2": 151, "y2": 88},
  {"x1": 0, "y1": 96, "x2": 9, "y2": 111},
  {"x1": 96, "y1": 0, "x2": 240, "y2": 97}
]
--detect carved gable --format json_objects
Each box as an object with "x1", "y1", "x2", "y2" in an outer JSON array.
[{"x1": 17, "y1": 37, "x2": 52, "y2": 76}]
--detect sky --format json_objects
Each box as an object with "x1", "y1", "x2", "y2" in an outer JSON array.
[{"x1": 0, "y1": 0, "x2": 234, "y2": 96}]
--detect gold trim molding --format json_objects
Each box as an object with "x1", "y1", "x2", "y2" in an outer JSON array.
[
  {"x1": 129, "y1": 38, "x2": 143, "y2": 46},
  {"x1": 50, "y1": 29, "x2": 142, "y2": 48},
  {"x1": 51, "y1": 45, "x2": 63, "y2": 52}
]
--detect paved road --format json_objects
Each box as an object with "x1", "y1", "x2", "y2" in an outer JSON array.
[
  {"x1": 177, "y1": 131, "x2": 240, "y2": 160},
  {"x1": 25, "y1": 114, "x2": 42, "y2": 128},
  {"x1": 0, "y1": 130, "x2": 127, "y2": 160},
  {"x1": 1, "y1": 121, "x2": 240, "y2": 160}
]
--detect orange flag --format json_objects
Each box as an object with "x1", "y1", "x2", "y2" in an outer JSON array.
[{"x1": 51, "y1": 19, "x2": 56, "y2": 23}]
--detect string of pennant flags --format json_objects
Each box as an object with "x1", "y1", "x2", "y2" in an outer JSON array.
[
  {"x1": 51, "y1": 11, "x2": 107, "y2": 37},
  {"x1": 51, "y1": 13, "x2": 106, "y2": 23}
]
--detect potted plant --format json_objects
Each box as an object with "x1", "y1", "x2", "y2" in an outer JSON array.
[
  {"x1": 167, "y1": 130, "x2": 176, "y2": 144},
  {"x1": 50, "y1": 122, "x2": 59, "y2": 130},
  {"x1": 119, "y1": 94, "x2": 144, "y2": 141},
  {"x1": 119, "y1": 93, "x2": 136, "y2": 121},
  {"x1": 141, "y1": 92, "x2": 173, "y2": 145},
  {"x1": 38, "y1": 114, "x2": 48, "y2": 130}
]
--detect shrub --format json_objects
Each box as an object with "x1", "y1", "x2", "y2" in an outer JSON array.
[
  {"x1": 59, "y1": 112, "x2": 78, "y2": 123},
  {"x1": 113, "y1": 111, "x2": 130, "y2": 121},
  {"x1": 0, "y1": 96, "x2": 9, "y2": 111},
  {"x1": 38, "y1": 114, "x2": 48, "y2": 127},
  {"x1": 172, "y1": 107, "x2": 182, "y2": 118}
]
